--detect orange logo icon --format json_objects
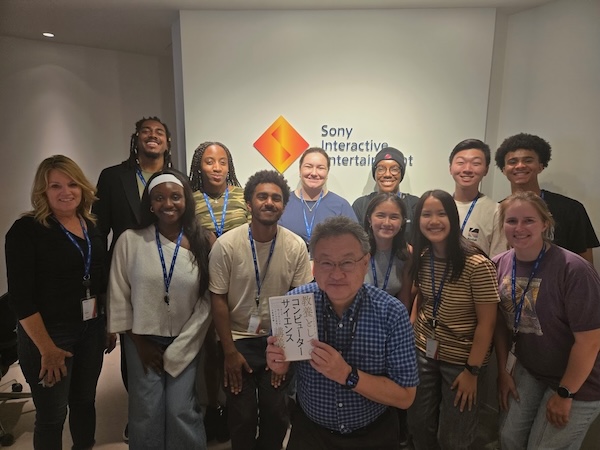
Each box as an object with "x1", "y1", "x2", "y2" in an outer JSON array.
[{"x1": 254, "y1": 116, "x2": 309, "y2": 173}]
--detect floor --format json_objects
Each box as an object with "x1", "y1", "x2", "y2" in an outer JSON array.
[{"x1": 1, "y1": 343, "x2": 599, "y2": 449}]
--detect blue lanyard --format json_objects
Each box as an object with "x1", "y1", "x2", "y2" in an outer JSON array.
[
  {"x1": 203, "y1": 187, "x2": 229, "y2": 237},
  {"x1": 56, "y1": 216, "x2": 92, "y2": 296},
  {"x1": 300, "y1": 190, "x2": 323, "y2": 241},
  {"x1": 136, "y1": 168, "x2": 147, "y2": 187},
  {"x1": 429, "y1": 252, "x2": 450, "y2": 329},
  {"x1": 460, "y1": 193, "x2": 480, "y2": 233},
  {"x1": 370, "y1": 252, "x2": 394, "y2": 290},
  {"x1": 155, "y1": 224, "x2": 184, "y2": 305},
  {"x1": 511, "y1": 245, "x2": 546, "y2": 338},
  {"x1": 248, "y1": 226, "x2": 277, "y2": 307}
]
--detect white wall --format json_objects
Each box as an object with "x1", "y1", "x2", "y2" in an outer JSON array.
[
  {"x1": 490, "y1": 0, "x2": 600, "y2": 267},
  {"x1": 174, "y1": 9, "x2": 497, "y2": 199},
  {"x1": 0, "y1": 36, "x2": 175, "y2": 293}
]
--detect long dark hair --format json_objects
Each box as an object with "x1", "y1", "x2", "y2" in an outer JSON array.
[
  {"x1": 364, "y1": 193, "x2": 410, "y2": 261},
  {"x1": 409, "y1": 189, "x2": 485, "y2": 284},
  {"x1": 139, "y1": 169, "x2": 211, "y2": 296},
  {"x1": 188, "y1": 141, "x2": 241, "y2": 192}
]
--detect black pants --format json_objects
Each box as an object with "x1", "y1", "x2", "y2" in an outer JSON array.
[{"x1": 287, "y1": 405, "x2": 400, "y2": 450}]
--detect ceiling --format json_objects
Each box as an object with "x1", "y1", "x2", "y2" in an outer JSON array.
[{"x1": 0, "y1": 0, "x2": 555, "y2": 56}]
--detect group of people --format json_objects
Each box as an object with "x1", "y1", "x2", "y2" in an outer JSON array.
[{"x1": 4, "y1": 115, "x2": 600, "y2": 450}]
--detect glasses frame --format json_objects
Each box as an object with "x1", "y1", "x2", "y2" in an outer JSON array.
[{"x1": 313, "y1": 254, "x2": 367, "y2": 273}]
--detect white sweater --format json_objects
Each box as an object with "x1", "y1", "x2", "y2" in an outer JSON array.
[{"x1": 107, "y1": 226, "x2": 211, "y2": 377}]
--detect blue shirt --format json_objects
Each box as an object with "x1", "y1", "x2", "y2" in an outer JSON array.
[{"x1": 289, "y1": 282, "x2": 418, "y2": 434}]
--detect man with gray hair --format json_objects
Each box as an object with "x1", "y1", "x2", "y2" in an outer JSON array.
[{"x1": 267, "y1": 216, "x2": 419, "y2": 449}]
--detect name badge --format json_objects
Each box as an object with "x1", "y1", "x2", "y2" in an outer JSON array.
[
  {"x1": 247, "y1": 314, "x2": 261, "y2": 334},
  {"x1": 426, "y1": 337, "x2": 439, "y2": 360},
  {"x1": 505, "y1": 351, "x2": 517, "y2": 375},
  {"x1": 81, "y1": 296, "x2": 98, "y2": 321}
]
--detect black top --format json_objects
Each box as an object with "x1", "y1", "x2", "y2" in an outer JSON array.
[
  {"x1": 92, "y1": 161, "x2": 143, "y2": 260},
  {"x1": 5, "y1": 216, "x2": 107, "y2": 324},
  {"x1": 541, "y1": 190, "x2": 599, "y2": 254}
]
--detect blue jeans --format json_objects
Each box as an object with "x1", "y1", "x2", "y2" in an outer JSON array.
[
  {"x1": 17, "y1": 317, "x2": 105, "y2": 450},
  {"x1": 407, "y1": 350, "x2": 486, "y2": 450},
  {"x1": 223, "y1": 337, "x2": 292, "y2": 450},
  {"x1": 125, "y1": 334, "x2": 205, "y2": 450},
  {"x1": 499, "y1": 361, "x2": 600, "y2": 449}
]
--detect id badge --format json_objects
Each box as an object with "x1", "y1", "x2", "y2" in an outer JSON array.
[
  {"x1": 81, "y1": 296, "x2": 98, "y2": 321},
  {"x1": 505, "y1": 350, "x2": 517, "y2": 375},
  {"x1": 426, "y1": 337, "x2": 439, "y2": 360},
  {"x1": 247, "y1": 314, "x2": 261, "y2": 334}
]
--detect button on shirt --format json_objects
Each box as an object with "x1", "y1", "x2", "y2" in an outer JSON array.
[{"x1": 291, "y1": 283, "x2": 419, "y2": 434}]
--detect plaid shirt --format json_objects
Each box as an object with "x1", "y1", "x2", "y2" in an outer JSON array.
[{"x1": 290, "y1": 283, "x2": 418, "y2": 434}]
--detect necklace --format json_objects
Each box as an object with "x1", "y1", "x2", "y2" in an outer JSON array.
[
  {"x1": 300, "y1": 189, "x2": 323, "y2": 212},
  {"x1": 206, "y1": 191, "x2": 224, "y2": 204}
]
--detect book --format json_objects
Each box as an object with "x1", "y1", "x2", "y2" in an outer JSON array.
[{"x1": 268, "y1": 292, "x2": 318, "y2": 361}]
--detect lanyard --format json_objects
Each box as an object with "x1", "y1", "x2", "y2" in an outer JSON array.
[
  {"x1": 459, "y1": 193, "x2": 480, "y2": 233},
  {"x1": 322, "y1": 288, "x2": 363, "y2": 354},
  {"x1": 136, "y1": 168, "x2": 147, "y2": 187},
  {"x1": 429, "y1": 252, "x2": 450, "y2": 329},
  {"x1": 56, "y1": 216, "x2": 92, "y2": 297},
  {"x1": 511, "y1": 245, "x2": 546, "y2": 339},
  {"x1": 203, "y1": 187, "x2": 229, "y2": 237},
  {"x1": 300, "y1": 190, "x2": 323, "y2": 241},
  {"x1": 370, "y1": 252, "x2": 394, "y2": 290},
  {"x1": 155, "y1": 224, "x2": 184, "y2": 305},
  {"x1": 248, "y1": 226, "x2": 277, "y2": 307}
]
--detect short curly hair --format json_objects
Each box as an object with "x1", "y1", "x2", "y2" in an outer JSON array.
[
  {"x1": 495, "y1": 133, "x2": 552, "y2": 170},
  {"x1": 244, "y1": 170, "x2": 291, "y2": 206}
]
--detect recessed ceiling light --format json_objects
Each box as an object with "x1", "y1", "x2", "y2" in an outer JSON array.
[{"x1": 42, "y1": 32, "x2": 55, "y2": 38}]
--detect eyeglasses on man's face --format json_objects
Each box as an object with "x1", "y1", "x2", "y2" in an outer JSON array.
[
  {"x1": 314, "y1": 255, "x2": 366, "y2": 273},
  {"x1": 376, "y1": 165, "x2": 401, "y2": 175}
]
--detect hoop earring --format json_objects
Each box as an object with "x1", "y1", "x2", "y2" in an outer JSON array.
[{"x1": 150, "y1": 207, "x2": 154, "y2": 213}]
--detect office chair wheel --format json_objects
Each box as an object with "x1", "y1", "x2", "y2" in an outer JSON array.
[
  {"x1": 0, "y1": 432, "x2": 15, "y2": 446},
  {"x1": 10, "y1": 383, "x2": 22, "y2": 393}
]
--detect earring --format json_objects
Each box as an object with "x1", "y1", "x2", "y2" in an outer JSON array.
[{"x1": 150, "y1": 207, "x2": 154, "y2": 213}]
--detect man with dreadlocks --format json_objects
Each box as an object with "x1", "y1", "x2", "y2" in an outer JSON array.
[
  {"x1": 93, "y1": 116, "x2": 172, "y2": 443},
  {"x1": 189, "y1": 141, "x2": 249, "y2": 238}
]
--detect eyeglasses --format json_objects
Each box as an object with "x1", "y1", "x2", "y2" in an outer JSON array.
[
  {"x1": 375, "y1": 165, "x2": 401, "y2": 175},
  {"x1": 314, "y1": 255, "x2": 366, "y2": 273}
]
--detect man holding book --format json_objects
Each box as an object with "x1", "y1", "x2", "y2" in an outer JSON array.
[{"x1": 267, "y1": 216, "x2": 419, "y2": 450}]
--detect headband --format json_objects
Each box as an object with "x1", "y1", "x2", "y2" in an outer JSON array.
[{"x1": 148, "y1": 174, "x2": 184, "y2": 193}]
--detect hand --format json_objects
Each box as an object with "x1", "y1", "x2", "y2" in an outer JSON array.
[
  {"x1": 266, "y1": 335, "x2": 290, "y2": 376},
  {"x1": 39, "y1": 346, "x2": 73, "y2": 385},
  {"x1": 497, "y1": 369, "x2": 519, "y2": 411},
  {"x1": 451, "y1": 370, "x2": 478, "y2": 412},
  {"x1": 309, "y1": 339, "x2": 351, "y2": 385},
  {"x1": 546, "y1": 393, "x2": 572, "y2": 428},
  {"x1": 270, "y1": 370, "x2": 287, "y2": 388},
  {"x1": 223, "y1": 350, "x2": 252, "y2": 395},
  {"x1": 131, "y1": 334, "x2": 164, "y2": 375},
  {"x1": 105, "y1": 333, "x2": 117, "y2": 354}
]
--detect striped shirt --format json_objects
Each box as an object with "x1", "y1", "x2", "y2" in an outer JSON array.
[
  {"x1": 193, "y1": 185, "x2": 250, "y2": 234},
  {"x1": 414, "y1": 249, "x2": 499, "y2": 365},
  {"x1": 291, "y1": 283, "x2": 419, "y2": 434}
]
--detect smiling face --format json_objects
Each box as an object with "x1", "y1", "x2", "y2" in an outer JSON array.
[
  {"x1": 45, "y1": 169, "x2": 82, "y2": 218},
  {"x1": 375, "y1": 160, "x2": 402, "y2": 193},
  {"x1": 137, "y1": 119, "x2": 168, "y2": 161},
  {"x1": 247, "y1": 183, "x2": 284, "y2": 226},
  {"x1": 313, "y1": 234, "x2": 369, "y2": 310},
  {"x1": 419, "y1": 196, "x2": 450, "y2": 253},
  {"x1": 300, "y1": 152, "x2": 329, "y2": 192},
  {"x1": 502, "y1": 149, "x2": 544, "y2": 190},
  {"x1": 503, "y1": 200, "x2": 548, "y2": 253},
  {"x1": 150, "y1": 182, "x2": 186, "y2": 228},
  {"x1": 200, "y1": 144, "x2": 229, "y2": 193},
  {"x1": 450, "y1": 148, "x2": 489, "y2": 190},
  {"x1": 369, "y1": 199, "x2": 404, "y2": 245}
]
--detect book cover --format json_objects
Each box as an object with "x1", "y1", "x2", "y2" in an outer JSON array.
[{"x1": 268, "y1": 293, "x2": 318, "y2": 361}]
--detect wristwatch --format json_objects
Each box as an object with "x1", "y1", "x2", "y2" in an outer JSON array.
[
  {"x1": 464, "y1": 363, "x2": 481, "y2": 376},
  {"x1": 343, "y1": 366, "x2": 359, "y2": 390},
  {"x1": 557, "y1": 385, "x2": 576, "y2": 399}
]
